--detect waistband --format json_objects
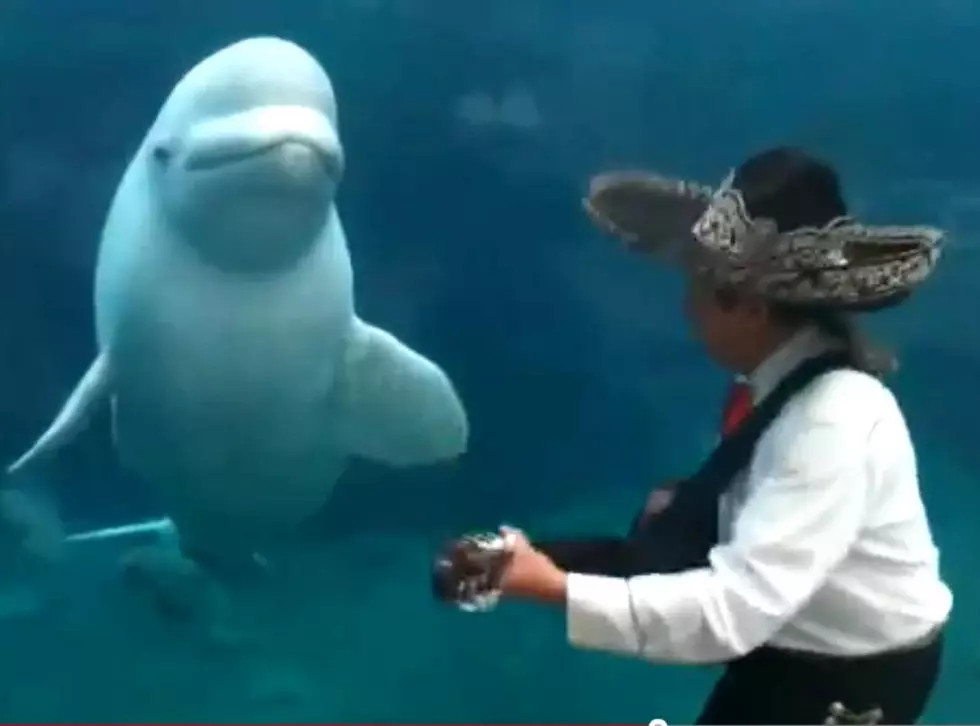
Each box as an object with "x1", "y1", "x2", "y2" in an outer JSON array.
[{"x1": 742, "y1": 625, "x2": 945, "y2": 666}]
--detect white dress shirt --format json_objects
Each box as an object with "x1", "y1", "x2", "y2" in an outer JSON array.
[{"x1": 566, "y1": 327, "x2": 953, "y2": 663}]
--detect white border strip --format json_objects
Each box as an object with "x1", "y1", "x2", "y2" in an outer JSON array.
[{"x1": 65, "y1": 517, "x2": 172, "y2": 543}]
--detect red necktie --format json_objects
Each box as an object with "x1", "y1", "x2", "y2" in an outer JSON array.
[{"x1": 720, "y1": 380, "x2": 753, "y2": 437}]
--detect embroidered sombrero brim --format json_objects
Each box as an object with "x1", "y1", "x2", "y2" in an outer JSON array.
[
  {"x1": 584, "y1": 171, "x2": 712, "y2": 259},
  {"x1": 583, "y1": 169, "x2": 945, "y2": 312}
]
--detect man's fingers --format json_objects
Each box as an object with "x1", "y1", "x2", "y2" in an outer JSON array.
[{"x1": 499, "y1": 525, "x2": 529, "y2": 549}]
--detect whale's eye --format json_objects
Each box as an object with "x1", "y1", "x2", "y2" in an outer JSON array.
[{"x1": 151, "y1": 143, "x2": 173, "y2": 165}]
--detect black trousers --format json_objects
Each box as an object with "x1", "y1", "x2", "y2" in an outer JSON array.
[{"x1": 696, "y1": 632, "x2": 944, "y2": 725}]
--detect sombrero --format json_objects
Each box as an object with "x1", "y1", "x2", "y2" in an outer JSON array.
[{"x1": 583, "y1": 156, "x2": 944, "y2": 312}]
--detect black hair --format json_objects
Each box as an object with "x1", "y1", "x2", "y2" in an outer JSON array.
[{"x1": 723, "y1": 147, "x2": 897, "y2": 377}]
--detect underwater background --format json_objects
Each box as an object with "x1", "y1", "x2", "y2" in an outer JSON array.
[{"x1": 1, "y1": 0, "x2": 979, "y2": 722}]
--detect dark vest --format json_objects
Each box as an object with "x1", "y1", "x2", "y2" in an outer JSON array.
[{"x1": 629, "y1": 351, "x2": 856, "y2": 574}]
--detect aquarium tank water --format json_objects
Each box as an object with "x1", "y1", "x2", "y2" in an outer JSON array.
[{"x1": 0, "y1": 0, "x2": 977, "y2": 722}]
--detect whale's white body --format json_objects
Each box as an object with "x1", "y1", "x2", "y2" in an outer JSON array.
[
  {"x1": 10, "y1": 38, "x2": 468, "y2": 557},
  {"x1": 102, "y1": 207, "x2": 355, "y2": 540}
]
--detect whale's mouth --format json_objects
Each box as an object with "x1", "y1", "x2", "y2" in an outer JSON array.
[
  {"x1": 158, "y1": 105, "x2": 341, "y2": 274},
  {"x1": 170, "y1": 105, "x2": 344, "y2": 178},
  {"x1": 183, "y1": 136, "x2": 335, "y2": 174}
]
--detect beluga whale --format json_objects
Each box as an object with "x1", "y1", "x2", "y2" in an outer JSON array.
[{"x1": 8, "y1": 37, "x2": 469, "y2": 584}]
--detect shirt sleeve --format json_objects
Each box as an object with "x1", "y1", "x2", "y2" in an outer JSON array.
[{"x1": 565, "y1": 417, "x2": 875, "y2": 663}]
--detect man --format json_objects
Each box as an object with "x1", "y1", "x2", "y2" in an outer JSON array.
[{"x1": 455, "y1": 148, "x2": 952, "y2": 724}]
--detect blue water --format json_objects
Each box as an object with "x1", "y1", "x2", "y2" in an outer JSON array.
[{"x1": 1, "y1": 0, "x2": 979, "y2": 722}]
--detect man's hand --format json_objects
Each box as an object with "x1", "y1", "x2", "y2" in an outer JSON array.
[
  {"x1": 638, "y1": 480, "x2": 680, "y2": 521},
  {"x1": 498, "y1": 526, "x2": 567, "y2": 604}
]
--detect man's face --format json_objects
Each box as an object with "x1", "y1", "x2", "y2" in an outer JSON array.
[{"x1": 683, "y1": 276, "x2": 768, "y2": 372}]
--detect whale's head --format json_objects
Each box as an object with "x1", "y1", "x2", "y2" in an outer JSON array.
[{"x1": 143, "y1": 37, "x2": 344, "y2": 273}]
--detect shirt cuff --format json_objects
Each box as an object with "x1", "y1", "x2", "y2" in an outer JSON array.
[{"x1": 566, "y1": 572, "x2": 640, "y2": 655}]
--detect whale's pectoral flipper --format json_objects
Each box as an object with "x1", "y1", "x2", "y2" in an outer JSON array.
[
  {"x1": 330, "y1": 319, "x2": 468, "y2": 467},
  {"x1": 7, "y1": 353, "x2": 113, "y2": 475}
]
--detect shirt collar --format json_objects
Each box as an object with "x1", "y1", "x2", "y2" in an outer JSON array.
[{"x1": 745, "y1": 326, "x2": 840, "y2": 403}]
